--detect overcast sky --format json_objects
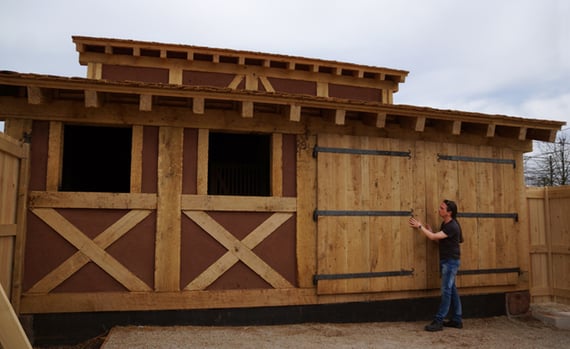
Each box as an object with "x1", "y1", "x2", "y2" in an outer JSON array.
[{"x1": 1, "y1": 0, "x2": 568, "y2": 131}]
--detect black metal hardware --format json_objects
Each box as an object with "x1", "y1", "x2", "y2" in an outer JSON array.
[
  {"x1": 457, "y1": 212, "x2": 518, "y2": 222},
  {"x1": 313, "y1": 146, "x2": 411, "y2": 159},
  {"x1": 313, "y1": 210, "x2": 413, "y2": 221},
  {"x1": 313, "y1": 269, "x2": 414, "y2": 285},
  {"x1": 437, "y1": 154, "x2": 516, "y2": 168},
  {"x1": 458, "y1": 267, "x2": 520, "y2": 276}
]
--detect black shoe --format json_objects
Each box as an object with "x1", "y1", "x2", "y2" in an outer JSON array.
[
  {"x1": 425, "y1": 320, "x2": 443, "y2": 331},
  {"x1": 443, "y1": 320, "x2": 463, "y2": 329}
]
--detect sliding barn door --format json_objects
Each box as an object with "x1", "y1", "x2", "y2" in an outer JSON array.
[{"x1": 314, "y1": 134, "x2": 425, "y2": 294}]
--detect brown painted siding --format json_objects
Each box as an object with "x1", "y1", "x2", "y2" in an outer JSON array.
[
  {"x1": 102, "y1": 65, "x2": 169, "y2": 84},
  {"x1": 24, "y1": 209, "x2": 156, "y2": 292},
  {"x1": 142, "y1": 126, "x2": 159, "y2": 193},
  {"x1": 183, "y1": 70, "x2": 235, "y2": 88},
  {"x1": 267, "y1": 77, "x2": 316, "y2": 96},
  {"x1": 29, "y1": 121, "x2": 49, "y2": 191},
  {"x1": 329, "y1": 84, "x2": 382, "y2": 102},
  {"x1": 180, "y1": 212, "x2": 297, "y2": 290},
  {"x1": 182, "y1": 128, "x2": 198, "y2": 194},
  {"x1": 282, "y1": 134, "x2": 296, "y2": 197}
]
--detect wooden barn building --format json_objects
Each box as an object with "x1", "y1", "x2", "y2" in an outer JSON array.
[{"x1": 0, "y1": 36, "x2": 565, "y2": 343}]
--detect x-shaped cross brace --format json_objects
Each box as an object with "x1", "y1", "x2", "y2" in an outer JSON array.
[
  {"x1": 29, "y1": 208, "x2": 152, "y2": 293},
  {"x1": 183, "y1": 211, "x2": 294, "y2": 290}
]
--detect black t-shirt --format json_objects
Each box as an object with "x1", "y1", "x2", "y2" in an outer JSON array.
[{"x1": 439, "y1": 219, "x2": 462, "y2": 260}]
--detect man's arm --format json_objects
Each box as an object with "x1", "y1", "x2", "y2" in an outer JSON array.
[{"x1": 409, "y1": 217, "x2": 448, "y2": 240}]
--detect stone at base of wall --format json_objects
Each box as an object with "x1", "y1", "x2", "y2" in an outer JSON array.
[{"x1": 531, "y1": 302, "x2": 570, "y2": 330}]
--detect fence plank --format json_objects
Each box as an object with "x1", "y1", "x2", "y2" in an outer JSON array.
[{"x1": 0, "y1": 282, "x2": 32, "y2": 349}]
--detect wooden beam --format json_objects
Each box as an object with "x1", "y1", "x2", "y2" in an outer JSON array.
[
  {"x1": 46, "y1": 121, "x2": 62, "y2": 191},
  {"x1": 376, "y1": 112, "x2": 387, "y2": 128},
  {"x1": 169, "y1": 68, "x2": 183, "y2": 85},
  {"x1": 84, "y1": 90, "x2": 101, "y2": 108},
  {"x1": 334, "y1": 109, "x2": 346, "y2": 125},
  {"x1": 364, "y1": 112, "x2": 387, "y2": 128},
  {"x1": 155, "y1": 127, "x2": 183, "y2": 291},
  {"x1": 289, "y1": 104, "x2": 301, "y2": 122},
  {"x1": 452, "y1": 120, "x2": 462, "y2": 135},
  {"x1": 28, "y1": 191, "x2": 157, "y2": 209},
  {"x1": 259, "y1": 76, "x2": 275, "y2": 93},
  {"x1": 316, "y1": 82, "x2": 328, "y2": 97},
  {"x1": 0, "y1": 224, "x2": 17, "y2": 237},
  {"x1": 27, "y1": 86, "x2": 47, "y2": 105},
  {"x1": 192, "y1": 97, "x2": 205, "y2": 115},
  {"x1": 228, "y1": 74, "x2": 244, "y2": 89},
  {"x1": 181, "y1": 195, "x2": 296, "y2": 212},
  {"x1": 245, "y1": 74, "x2": 258, "y2": 91},
  {"x1": 548, "y1": 129, "x2": 557, "y2": 143},
  {"x1": 486, "y1": 123, "x2": 496, "y2": 138},
  {"x1": 415, "y1": 116, "x2": 426, "y2": 132},
  {"x1": 241, "y1": 101, "x2": 254, "y2": 118},
  {"x1": 518, "y1": 127, "x2": 527, "y2": 141},
  {"x1": 139, "y1": 94, "x2": 153, "y2": 112},
  {"x1": 296, "y1": 134, "x2": 317, "y2": 288},
  {"x1": 87, "y1": 62, "x2": 102, "y2": 79}
]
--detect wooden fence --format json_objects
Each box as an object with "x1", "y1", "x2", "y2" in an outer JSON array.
[
  {"x1": 0, "y1": 132, "x2": 32, "y2": 348},
  {"x1": 527, "y1": 185, "x2": 570, "y2": 305},
  {"x1": 0, "y1": 132, "x2": 29, "y2": 311}
]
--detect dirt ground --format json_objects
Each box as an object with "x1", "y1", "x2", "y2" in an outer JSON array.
[{"x1": 36, "y1": 315, "x2": 570, "y2": 349}]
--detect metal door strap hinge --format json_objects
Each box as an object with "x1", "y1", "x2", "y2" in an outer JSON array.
[
  {"x1": 313, "y1": 269, "x2": 414, "y2": 285},
  {"x1": 313, "y1": 146, "x2": 411, "y2": 159},
  {"x1": 457, "y1": 212, "x2": 518, "y2": 222},
  {"x1": 437, "y1": 154, "x2": 516, "y2": 168},
  {"x1": 458, "y1": 267, "x2": 520, "y2": 275},
  {"x1": 313, "y1": 210, "x2": 413, "y2": 221}
]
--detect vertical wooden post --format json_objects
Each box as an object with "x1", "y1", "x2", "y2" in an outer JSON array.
[
  {"x1": 155, "y1": 127, "x2": 183, "y2": 291},
  {"x1": 196, "y1": 129, "x2": 209, "y2": 195},
  {"x1": 46, "y1": 122, "x2": 63, "y2": 191},
  {"x1": 296, "y1": 134, "x2": 317, "y2": 288}
]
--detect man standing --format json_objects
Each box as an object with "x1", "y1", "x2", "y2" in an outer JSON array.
[{"x1": 409, "y1": 200, "x2": 463, "y2": 331}]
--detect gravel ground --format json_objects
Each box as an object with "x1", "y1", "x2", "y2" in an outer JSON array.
[{"x1": 91, "y1": 316, "x2": 570, "y2": 349}]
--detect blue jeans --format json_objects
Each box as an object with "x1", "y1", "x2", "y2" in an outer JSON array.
[{"x1": 435, "y1": 258, "x2": 462, "y2": 323}]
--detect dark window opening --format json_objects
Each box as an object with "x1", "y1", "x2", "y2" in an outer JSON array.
[
  {"x1": 208, "y1": 132, "x2": 270, "y2": 196},
  {"x1": 61, "y1": 125, "x2": 132, "y2": 193}
]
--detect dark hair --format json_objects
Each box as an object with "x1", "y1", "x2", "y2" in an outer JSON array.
[{"x1": 443, "y1": 199, "x2": 458, "y2": 219}]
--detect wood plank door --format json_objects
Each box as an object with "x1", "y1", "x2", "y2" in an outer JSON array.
[
  {"x1": 454, "y1": 144, "x2": 521, "y2": 287},
  {"x1": 314, "y1": 134, "x2": 424, "y2": 294}
]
